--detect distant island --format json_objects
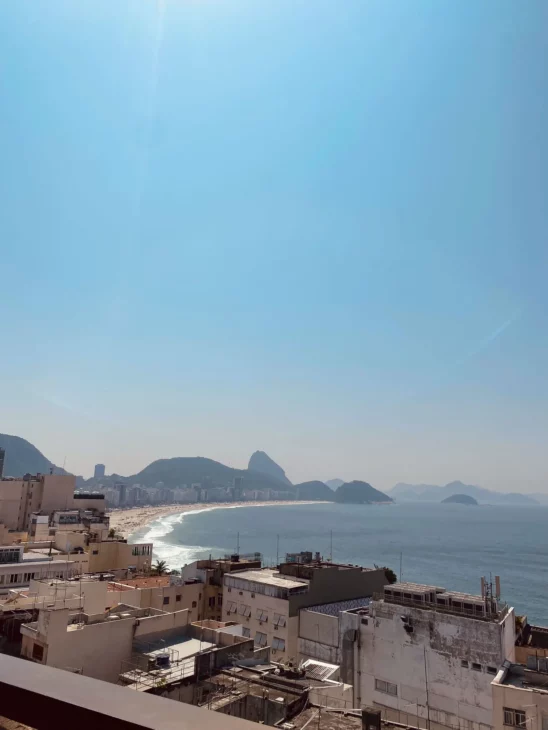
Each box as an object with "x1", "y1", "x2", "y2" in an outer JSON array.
[
  {"x1": 335, "y1": 481, "x2": 392, "y2": 505},
  {"x1": 442, "y1": 494, "x2": 478, "y2": 506}
]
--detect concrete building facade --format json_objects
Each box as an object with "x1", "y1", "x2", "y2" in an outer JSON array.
[
  {"x1": 341, "y1": 582, "x2": 515, "y2": 730},
  {"x1": 222, "y1": 560, "x2": 387, "y2": 662},
  {"x1": 21, "y1": 599, "x2": 190, "y2": 683}
]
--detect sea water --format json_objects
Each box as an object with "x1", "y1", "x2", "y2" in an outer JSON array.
[{"x1": 129, "y1": 501, "x2": 548, "y2": 624}]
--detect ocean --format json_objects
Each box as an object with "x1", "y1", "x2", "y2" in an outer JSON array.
[{"x1": 129, "y1": 501, "x2": 548, "y2": 625}]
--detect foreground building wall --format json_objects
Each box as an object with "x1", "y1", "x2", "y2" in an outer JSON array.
[{"x1": 344, "y1": 598, "x2": 515, "y2": 730}]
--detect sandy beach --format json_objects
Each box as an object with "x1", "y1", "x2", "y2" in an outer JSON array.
[{"x1": 109, "y1": 501, "x2": 329, "y2": 539}]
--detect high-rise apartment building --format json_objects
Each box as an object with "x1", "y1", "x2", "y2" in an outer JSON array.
[{"x1": 94, "y1": 463, "x2": 106, "y2": 479}]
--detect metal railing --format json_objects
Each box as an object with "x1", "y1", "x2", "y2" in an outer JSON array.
[{"x1": 119, "y1": 656, "x2": 196, "y2": 691}]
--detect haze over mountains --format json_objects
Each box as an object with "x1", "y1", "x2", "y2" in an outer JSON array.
[
  {"x1": 0, "y1": 432, "x2": 544, "y2": 505},
  {"x1": 389, "y1": 481, "x2": 539, "y2": 505}
]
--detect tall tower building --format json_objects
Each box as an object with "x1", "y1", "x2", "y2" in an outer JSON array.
[{"x1": 94, "y1": 463, "x2": 106, "y2": 479}]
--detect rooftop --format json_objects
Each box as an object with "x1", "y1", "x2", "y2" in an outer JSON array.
[
  {"x1": 117, "y1": 576, "x2": 170, "y2": 589},
  {"x1": 497, "y1": 662, "x2": 548, "y2": 692},
  {"x1": 227, "y1": 568, "x2": 308, "y2": 590}
]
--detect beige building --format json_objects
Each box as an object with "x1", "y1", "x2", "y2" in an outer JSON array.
[
  {"x1": 492, "y1": 661, "x2": 548, "y2": 730},
  {"x1": 21, "y1": 598, "x2": 190, "y2": 683},
  {"x1": 86, "y1": 537, "x2": 152, "y2": 575},
  {"x1": 0, "y1": 474, "x2": 82, "y2": 532},
  {"x1": 222, "y1": 559, "x2": 387, "y2": 662},
  {"x1": 107, "y1": 575, "x2": 204, "y2": 621}
]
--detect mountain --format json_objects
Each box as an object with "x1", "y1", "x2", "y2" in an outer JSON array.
[
  {"x1": 389, "y1": 481, "x2": 538, "y2": 506},
  {"x1": 294, "y1": 481, "x2": 336, "y2": 501},
  {"x1": 127, "y1": 456, "x2": 293, "y2": 493},
  {"x1": 442, "y1": 494, "x2": 478, "y2": 505},
  {"x1": 0, "y1": 433, "x2": 67, "y2": 478},
  {"x1": 325, "y1": 479, "x2": 344, "y2": 490},
  {"x1": 248, "y1": 451, "x2": 292, "y2": 486},
  {"x1": 335, "y1": 480, "x2": 392, "y2": 504}
]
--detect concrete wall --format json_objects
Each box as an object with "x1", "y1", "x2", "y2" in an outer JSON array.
[
  {"x1": 351, "y1": 601, "x2": 515, "y2": 730},
  {"x1": 46, "y1": 610, "x2": 135, "y2": 682},
  {"x1": 40, "y1": 476, "x2": 75, "y2": 514},
  {"x1": 134, "y1": 608, "x2": 189, "y2": 638},
  {"x1": 288, "y1": 567, "x2": 387, "y2": 616},
  {"x1": 298, "y1": 609, "x2": 339, "y2": 663}
]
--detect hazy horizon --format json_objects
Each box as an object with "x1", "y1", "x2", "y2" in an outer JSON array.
[{"x1": 2, "y1": 1, "x2": 547, "y2": 493}]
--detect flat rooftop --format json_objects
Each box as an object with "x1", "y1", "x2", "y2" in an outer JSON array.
[
  {"x1": 118, "y1": 576, "x2": 170, "y2": 589},
  {"x1": 228, "y1": 568, "x2": 308, "y2": 590},
  {"x1": 142, "y1": 636, "x2": 215, "y2": 660},
  {"x1": 388, "y1": 582, "x2": 444, "y2": 593},
  {"x1": 499, "y1": 663, "x2": 548, "y2": 692}
]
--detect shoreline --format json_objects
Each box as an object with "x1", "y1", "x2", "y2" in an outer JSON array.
[{"x1": 108, "y1": 500, "x2": 330, "y2": 540}]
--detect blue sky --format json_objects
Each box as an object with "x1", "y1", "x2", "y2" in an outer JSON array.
[{"x1": 1, "y1": 0, "x2": 547, "y2": 490}]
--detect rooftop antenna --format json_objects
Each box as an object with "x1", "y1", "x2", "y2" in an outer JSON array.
[
  {"x1": 276, "y1": 534, "x2": 279, "y2": 566},
  {"x1": 400, "y1": 551, "x2": 403, "y2": 582},
  {"x1": 236, "y1": 532, "x2": 240, "y2": 555},
  {"x1": 330, "y1": 530, "x2": 333, "y2": 562}
]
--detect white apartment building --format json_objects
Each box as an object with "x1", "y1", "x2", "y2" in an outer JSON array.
[
  {"x1": 222, "y1": 559, "x2": 387, "y2": 662},
  {"x1": 223, "y1": 568, "x2": 305, "y2": 660},
  {"x1": 340, "y1": 582, "x2": 516, "y2": 730},
  {"x1": 492, "y1": 660, "x2": 548, "y2": 730},
  {"x1": 0, "y1": 545, "x2": 74, "y2": 594}
]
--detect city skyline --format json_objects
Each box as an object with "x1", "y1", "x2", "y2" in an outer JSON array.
[{"x1": 2, "y1": 0, "x2": 548, "y2": 492}]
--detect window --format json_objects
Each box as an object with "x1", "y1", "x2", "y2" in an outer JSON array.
[
  {"x1": 9, "y1": 574, "x2": 21, "y2": 584},
  {"x1": 255, "y1": 631, "x2": 267, "y2": 647},
  {"x1": 176, "y1": 594, "x2": 181, "y2": 603},
  {"x1": 461, "y1": 660, "x2": 469, "y2": 668},
  {"x1": 32, "y1": 643, "x2": 44, "y2": 662},
  {"x1": 163, "y1": 596, "x2": 170, "y2": 606},
  {"x1": 226, "y1": 600, "x2": 237, "y2": 613},
  {"x1": 472, "y1": 663, "x2": 482, "y2": 672},
  {"x1": 486, "y1": 666, "x2": 497, "y2": 675},
  {"x1": 217, "y1": 594, "x2": 222, "y2": 606},
  {"x1": 92, "y1": 550, "x2": 99, "y2": 555},
  {"x1": 504, "y1": 709, "x2": 526, "y2": 728},
  {"x1": 375, "y1": 679, "x2": 398, "y2": 697},
  {"x1": 272, "y1": 637, "x2": 285, "y2": 651},
  {"x1": 242, "y1": 627, "x2": 251, "y2": 638},
  {"x1": 256, "y1": 608, "x2": 268, "y2": 621},
  {"x1": 209, "y1": 596, "x2": 216, "y2": 608},
  {"x1": 238, "y1": 604, "x2": 251, "y2": 617},
  {"x1": 273, "y1": 613, "x2": 286, "y2": 628},
  {"x1": 192, "y1": 601, "x2": 197, "y2": 608}
]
